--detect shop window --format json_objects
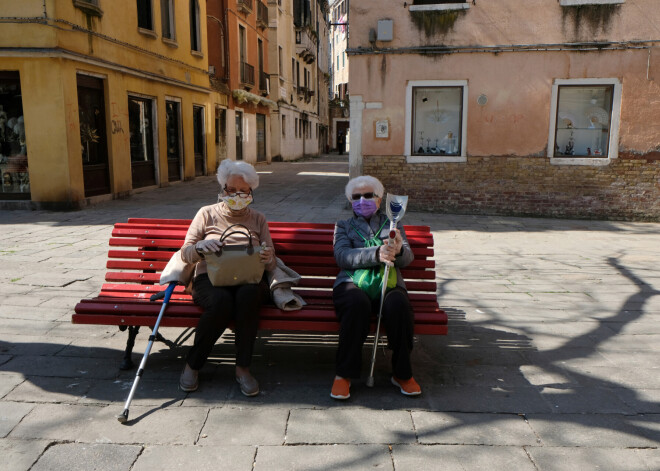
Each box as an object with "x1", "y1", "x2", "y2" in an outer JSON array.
[
  {"x1": 161, "y1": 0, "x2": 176, "y2": 41},
  {"x1": 548, "y1": 78, "x2": 621, "y2": 165},
  {"x1": 137, "y1": 0, "x2": 154, "y2": 31},
  {"x1": 0, "y1": 71, "x2": 29, "y2": 199},
  {"x1": 405, "y1": 80, "x2": 467, "y2": 163}
]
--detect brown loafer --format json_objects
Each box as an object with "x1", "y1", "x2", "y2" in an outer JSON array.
[{"x1": 236, "y1": 373, "x2": 259, "y2": 397}]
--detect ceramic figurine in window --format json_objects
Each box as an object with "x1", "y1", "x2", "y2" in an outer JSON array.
[{"x1": 564, "y1": 135, "x2": 575, "y2": 156}]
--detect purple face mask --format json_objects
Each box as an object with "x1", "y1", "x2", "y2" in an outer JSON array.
[{"x1": 352, "y1": 198, "x2": 378, "y2": 218}]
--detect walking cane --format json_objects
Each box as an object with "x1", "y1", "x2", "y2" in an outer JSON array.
[
  {"x1": 117, "y1": 282, "x2": 177, "y2": 423},
  {"x1": 366, "y1": 195, "x2": 408, "y2": 388}
]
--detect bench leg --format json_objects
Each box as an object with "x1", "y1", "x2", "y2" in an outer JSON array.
[{"x1": 119, "y1": 326, "x2": 141, "y2": 370}]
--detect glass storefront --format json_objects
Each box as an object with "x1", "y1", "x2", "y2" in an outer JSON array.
[{"x1": 0, "y1": 71, "x2": 29, "y2": 199}]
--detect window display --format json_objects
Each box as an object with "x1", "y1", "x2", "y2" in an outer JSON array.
[
  {"x1": 0, "y1": 72, "x2": 29, "y2": 198},
  {"x1": 554, "y1": 85, "x2": 613, "y2": 158},
  {"x1": 411, "y1": 86, "x2": 462, "y2": 156}
]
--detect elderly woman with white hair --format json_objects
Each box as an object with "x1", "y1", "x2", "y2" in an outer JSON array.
[
  {"x1": 178, "y1": 159, "x2": 276, "y2": 396},
  {"x1": 330, "y1": 175, "x2": 421, "y2": 400}
]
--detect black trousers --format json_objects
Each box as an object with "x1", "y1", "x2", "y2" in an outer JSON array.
[
  {"x1": 332, "y1": 282, "x2": 415, "y2": 380},
  {"x1": 186, "y1": 274, "x2": 267, "y2": 370}
]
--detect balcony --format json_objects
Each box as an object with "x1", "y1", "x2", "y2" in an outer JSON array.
[
  {"x1": 237, "y1": 0, "x2": 253, "y2": 14},
  {"x1": 259, "y1": 72, "x2": 269, "y2": 95},
  {"x1": 240, "y1": 62, "x2": 255, "y2": 87},
  {"x1": 295, "y1": 27, "x2": 317, "y2": 64},
  {"x1": 257, "y1": 1, "x2": 268, "y2": 28}
]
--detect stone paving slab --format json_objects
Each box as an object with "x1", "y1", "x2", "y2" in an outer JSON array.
[
  {"x1": 10, "y1": 403, "x2": 207, "y2": 445},
  {"x1": 254, "y1": 444, "x2": 392, "y2": 471},
  {"x1": 526, "y1": 446, "x2": 651, "y2": 471},
  {"x1": 286, "y1": 409, "x2": 415, "y2": 444},
  {"x1": 200, "y1": 407, "x2": 289, "y2": 446},
  {"x1": 391, "y1": 444, "x2": 536, "y2": 470},
  {"x1": 30, "y1": 443, "x2": 142, "y2": 471},
  {"x1": 412, "y1": 411, "x2": 539, "y2": 446},
  {"x1": 0, "y1": 401, "x2": 34, "y2": 437},
  {"x1": 4, "y1": 376, "x2": 93, "y2": 404},
  {"x1": 0, "y1": 438, "x2": 51, "y2": 471},
  {"x1": 133, "y1": 444, "x2": 257, "y2": 471},
  {"x1": 527, "y1": 413, "x2": 660, "y2": 448},
  {"x1": 0, "y1": 355, "x2": 119, "y2": 379}
]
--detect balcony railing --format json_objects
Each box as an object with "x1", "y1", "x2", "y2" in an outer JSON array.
[
  {"x1": 259, "y1": 72, "x2": 269, "y2": 93},
  {"x1": 237, "y1": 0, "x2": 253, "y2": 14},
  {"x1": 240, "y1": 62, "x2": 255, "y2": 87},
  {"x1": 257, "y1": 1, "x2": 268, "y2": 28}
]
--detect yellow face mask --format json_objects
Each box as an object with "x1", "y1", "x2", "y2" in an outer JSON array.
[{"x1": 220, "y1": 194, "x2": 253, "y2": 211}]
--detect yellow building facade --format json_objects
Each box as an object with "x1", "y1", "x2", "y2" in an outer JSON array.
[{"x1": 0, "y1": 0, "x2": 227, "y2": 208}]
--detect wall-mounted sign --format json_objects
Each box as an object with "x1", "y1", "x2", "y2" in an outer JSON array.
[{"x1": 376, "y1": 120, "x2": 389, "y2": 138}]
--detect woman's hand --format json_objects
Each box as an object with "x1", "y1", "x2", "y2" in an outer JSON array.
[
  {"x1": 260, "y1": 245, "x2": 274, "y2": 265},
  {"x1": 378, "y1": 229, "x2": 403, "y2": 265},
  {"x1": 195, "y1": 239, "x2": 223, "y2": 255}
]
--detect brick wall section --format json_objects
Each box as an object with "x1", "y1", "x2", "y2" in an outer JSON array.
[{"x1": 364, "y1": 154, "x2": 660, "y2": 221}]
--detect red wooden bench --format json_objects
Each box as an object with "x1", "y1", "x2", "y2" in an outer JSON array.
[{"x1": 73, "y1": 218, "x2": 447, "y2": 369}]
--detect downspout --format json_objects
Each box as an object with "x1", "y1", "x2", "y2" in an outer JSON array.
[{"x1": 43, "y1": 0, "x2": 47, "y2": 17}]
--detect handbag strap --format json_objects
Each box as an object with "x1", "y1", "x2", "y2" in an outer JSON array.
[
  {"x1": 349, "y1": 219, "x2": 389, "y2": 248},
  {"x1": 219, "y1": 224, "x2": 256, "y2": 254}
]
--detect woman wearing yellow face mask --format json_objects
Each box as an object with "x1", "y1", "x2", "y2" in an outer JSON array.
[{"x1": 178, "y1": 159, "x2": 276, "y2": 397}]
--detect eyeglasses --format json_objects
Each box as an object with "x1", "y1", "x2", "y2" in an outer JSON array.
[
  {"x1": 351, "y1": 192, "x2": 378, "y2": 200},
  {"x1": 224, "y1": 186, "x2": 252, "y2": 198}
]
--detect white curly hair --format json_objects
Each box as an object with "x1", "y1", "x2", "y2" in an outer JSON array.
[
  {"x1": 216, "y1": 159, "x2": 260, "y2": 190},
  {"x1": 344, "y1": 175, "x2": 384, "y2": 201}
]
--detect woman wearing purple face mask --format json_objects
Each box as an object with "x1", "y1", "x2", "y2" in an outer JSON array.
[{"x1": 330, "y1": 176, "x2": 421, "y2": 400}]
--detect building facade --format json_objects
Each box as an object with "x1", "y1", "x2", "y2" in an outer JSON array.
[
  {"x1": 207, "y1": 0, "x2": 275, "y2": 165},
  {"x1": 328, "y1": 0, "x2": 349, "y2": 153},
  {"x1": 348, "y1": 0, "x2": 660, "y2": 220},
  {"x1": 0, "y1": 0, "x2": 223, "y2": 208},
  {"x1": 267, "y1": 0, "x2": 329, "y2": 161}
]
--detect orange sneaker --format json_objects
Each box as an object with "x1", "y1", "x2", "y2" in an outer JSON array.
[
  {"x1": 330, "y1": 377, "x2": 351, "y2": 400},
  {"x1": 391, "y1": 376, "x2": 422, "y2": 396}
]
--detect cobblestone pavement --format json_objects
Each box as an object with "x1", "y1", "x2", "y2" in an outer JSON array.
[{"x1": 1, "y1": 154, "x2": 659, "y2": 470}]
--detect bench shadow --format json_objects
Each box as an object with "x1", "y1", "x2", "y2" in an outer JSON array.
[{"x1": 1, "y1": 257, "x2": 658, "y2": 443}]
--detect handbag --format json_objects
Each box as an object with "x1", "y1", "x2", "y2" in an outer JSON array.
[
  {"x1": 346, "y1": 220, "x2": 397, "y2": 300},
  {"x1": 203, "y1": 224, "x2": 265, "y2": 287}
]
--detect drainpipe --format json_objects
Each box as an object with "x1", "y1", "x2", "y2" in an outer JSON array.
[{"x1": 43, "y1": 0, "x2": 47, "y2": 17}]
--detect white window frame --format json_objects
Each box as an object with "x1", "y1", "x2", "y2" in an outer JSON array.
[
  {"x1": 409, "y1": 2, "x2": 470, "y2": 12},
  {"x1": 547, "y1": 78, "x2": 622, "y2": 166},
  {"x1": 405, "y1": 79, "x2": 468, "y2": 164},
  {"x1": 560, "y1": 0, "x2": 625, "y2": 6}
]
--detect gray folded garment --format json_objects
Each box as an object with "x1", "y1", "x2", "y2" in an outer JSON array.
[{"x1": 267, "y1": 257, "x2": 307, "y2": 311}]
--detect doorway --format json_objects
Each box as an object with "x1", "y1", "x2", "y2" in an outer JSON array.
[
  {"x1": 165, "y1": 100, "x2": 182, "y2": 182},
  {"x1": 193, "y1": 105, "x2": 205, "y2": 176},
  {"x1": 235, "y1": 111, "x2": 243, "y2": 161},
  {"x1": 77, "y1": 74, "x2": 110, "y2": 197},
  {"x1": 128, "y1": 95, "x2": 157, "y2": 188},
  {"x1": 256, "y1": 113, "x2": 266, "y2": 162}
]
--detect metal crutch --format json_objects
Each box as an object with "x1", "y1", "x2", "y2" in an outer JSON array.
[
  {"x1": 366, "y1": 195, "x2": 408, "y2": 387},
  {"x1": 117, "y1": 282, "x2": 177, "y2": 423}
]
